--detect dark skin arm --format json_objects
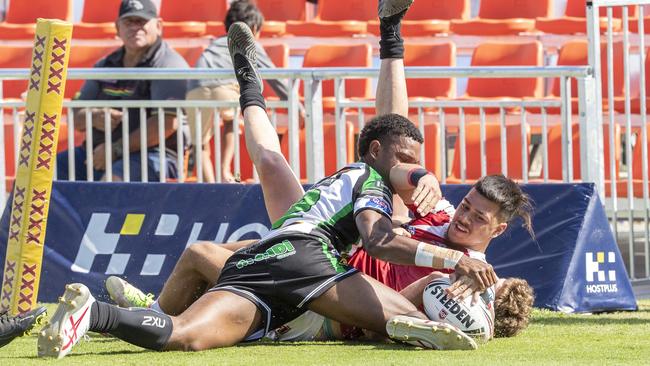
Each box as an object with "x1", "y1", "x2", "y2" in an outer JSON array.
[{"x1": 355, "y1": 209, "x2": 498, "y2": 292}]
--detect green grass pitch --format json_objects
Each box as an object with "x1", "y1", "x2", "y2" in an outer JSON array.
[{"x1": 2, "y1": 300, "x2": 649, "y2": 365}]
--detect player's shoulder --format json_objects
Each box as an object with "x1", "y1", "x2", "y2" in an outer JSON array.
[{"x1": 332, "y1": 163, "x2": 386, "y2": 186}]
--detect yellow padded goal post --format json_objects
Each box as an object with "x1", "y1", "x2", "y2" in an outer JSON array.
[{"x1": 1, "y1": 19, "x2": 72, "y2": 314}]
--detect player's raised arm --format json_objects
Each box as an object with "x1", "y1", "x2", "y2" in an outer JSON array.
[
  {"x1": 354, "y1": 208, "x2": 497, "y2": 292},
  {"x1": 390, "y1": 163, "x2": 441, "y2": 215}
]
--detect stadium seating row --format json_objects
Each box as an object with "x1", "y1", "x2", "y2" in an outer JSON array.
[
  {"x1": 1, "y1": 0, "x2": 650, "y2": 39},
  {"x1": 1, "y1": 39, "x2": 646, "y2": 113}
]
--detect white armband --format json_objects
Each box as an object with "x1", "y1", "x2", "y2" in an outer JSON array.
[{"x1": 415, "y1": 242, "x2": 464, "y2": 269}]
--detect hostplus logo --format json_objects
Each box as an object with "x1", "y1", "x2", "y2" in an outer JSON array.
[
  {"x1": 71, "y1": 213, "x2": 268, "y2": 276},
  {"x1": 585, "y1": 251, "x2": 618, "y2": 294}
]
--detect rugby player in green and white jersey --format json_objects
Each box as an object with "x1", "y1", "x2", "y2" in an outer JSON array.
[{"x1": 39, "y1": 0, "x2": 499, "y2": 357}]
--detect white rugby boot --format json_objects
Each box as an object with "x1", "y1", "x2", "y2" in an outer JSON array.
[
  {"x1": 38, "y1": 283, "x2": 95, "y2": 359},
  {"x1": 386, "y1": 315, "x2": 478, "y2": 350}
]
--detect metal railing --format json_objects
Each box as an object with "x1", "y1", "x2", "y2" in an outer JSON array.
[
  {"x1": 0, "y1": 65, "x2": 596, "y2": 186},
  {"x1": 588, "y1": 0, "x2": 650, "y2": 281}
]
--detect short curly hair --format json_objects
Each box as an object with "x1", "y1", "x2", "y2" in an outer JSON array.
[
  {"x1": 357, "y1": 114, "x2": 423, "y2": 157},
  {"x1": 494, "y1": 278, "x2": 535, "y2": 337},
  {"x1": 224, "y1": 0, "x2": 264, "y2": 33}
]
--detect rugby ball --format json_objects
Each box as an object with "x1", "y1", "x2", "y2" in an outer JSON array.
[{"x1": 422, "y1": 278, "x2": 494, "y2": 343}]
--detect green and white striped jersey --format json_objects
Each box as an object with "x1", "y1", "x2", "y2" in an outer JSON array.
[{"x1": 271, "y1": 163, "x2": 394, "y2": 253}]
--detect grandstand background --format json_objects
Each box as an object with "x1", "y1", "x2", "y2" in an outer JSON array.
[{"x1": 0, "y1": 0, "x2": 648, "y2": 299}]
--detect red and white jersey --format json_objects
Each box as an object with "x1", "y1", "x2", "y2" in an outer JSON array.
[{"x1": 348, "y1": 199, "x2": 488, "y2": 292}]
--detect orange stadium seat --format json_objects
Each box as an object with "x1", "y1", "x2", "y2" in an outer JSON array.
[
  {"x1": 206, "y1": 22, "x2": 226, "y2": 37},
  {"x1": 451, "y1": 0, "x2": 551, "y2": 35},
  {"x1": 160, "y1": 0, "x2": 228, "y2": 38},
  {"x1": 540, "y1": 41, "x2": 625, "y2": 114},
  {"x1": 0, "y1": 46, "x2": 33, "y2": 99},
  {"x1": 66, "y1": 45, "x2": 119, "y2": 99},
  {"x1": 536, "y1": 0, "x2": 635, "y2": 34},
  {"x1": 172, "y1": 45, "x2": 206, "y2": 66},
  {"x1": 280, "y1": 122, "x2": 355, "y2": 181},
  {"x1": 300, "y1": 44, "x2": 373, "y2": 110},
  {"x1": 447, "y1": 123, "x2": 530, "y2": 183},
  {"x1": 0, "y1": 0, "x2": 73, "y2": 39},
  {"x1": 368, "y1": 0, "x2": 470, "y2": 36},
  {"x1": 255, "y1": 0, "x2": 307, "y2": 37},
  {"x1": 459, "y1": 41, "x2": 543, "y2": 113},
  {"x1": 404, "y1": 42, "x2": 456, "y2": 101},
  {"x1": 286, "y1": 0, "x2": 370, "y2": 37},
  {"x1": 628, "y1": 5, "x2": 650, "y2": 33},
  {"x1": 73, "y1": 0, "x2": 121, "y2": 39},
  {"x1": 262, "y1": 43, "x2": 290, "y2": 99},
  {"x1": 542, "y1": 123, "x2": 621, "y2": 183}
]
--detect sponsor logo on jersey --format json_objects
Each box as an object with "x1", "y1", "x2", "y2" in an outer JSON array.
[
  {"x1": 585, "y1": 251, "x2": 618, "y2": 294},
  {"x1": 367, "y1": 197, "x2": 390, "y2": 214},
  {"x1": 429, "y1": 282, "x2": 476, "y2": 329},
  {"x1": 236, "y1": 240, "x2": 297, "y2": 269}
]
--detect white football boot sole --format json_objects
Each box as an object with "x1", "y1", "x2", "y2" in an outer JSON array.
[
  {"x1": 386, "y1": 315, "x2": 478, "y2": 350},
  {"x1": 38, "y1": 283, "x2": 95, "y2": 359}
]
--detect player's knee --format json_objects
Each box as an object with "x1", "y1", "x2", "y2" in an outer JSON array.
[{"x1": 183, "y1": 241, "x2": 214, "y2": 263}]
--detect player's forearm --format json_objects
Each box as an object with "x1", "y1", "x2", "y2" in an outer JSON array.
[
  {"x1": 360, "y1": 222, "x2": 462, "y2": 268},
  {"x1": 358, "y1": 211, "x2": 464, "y2": 268},
  {"x1": 400, "y1": 272, "x2": 448, "y2": 307}
]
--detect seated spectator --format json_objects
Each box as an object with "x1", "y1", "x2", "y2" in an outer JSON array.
[
  {"x1": 186, "y1": 0, "x2": 289, "y2": 183},
  {"x1": 57, "y1": 0, "x2": 188, "y2": 182}
]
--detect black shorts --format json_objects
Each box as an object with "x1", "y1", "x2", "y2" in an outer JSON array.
[{"x1": 209, "y1": 231, "x2": 357, "y2": 340}]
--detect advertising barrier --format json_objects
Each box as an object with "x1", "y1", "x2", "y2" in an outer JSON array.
[{"x1": 0, "y1": 182, "x2": 637, "y2": 313}]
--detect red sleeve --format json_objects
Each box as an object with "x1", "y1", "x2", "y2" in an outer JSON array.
[{"x1": 406, "y1": 204, "x2": 451, "y2": 227}]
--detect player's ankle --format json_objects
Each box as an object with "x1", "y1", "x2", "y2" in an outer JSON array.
[
  {"x1": 239, "y1": 89, "x2": 266, "y2": 112},
  {"x1": 379, "y1": 13, "x2": 405, "y2": 60}
]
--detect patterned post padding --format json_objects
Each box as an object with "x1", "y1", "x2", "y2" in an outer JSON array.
[{"x1": 1, "y1": 19, "x2": 72, "y2": 315}]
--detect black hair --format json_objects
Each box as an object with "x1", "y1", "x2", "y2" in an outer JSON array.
[
  {"x1": 357, "y1": 113, "x2": 423, "y2": 157},
  {"x1": 224, "y1": 0, "x2": 264, "y2": 33},
  {"x1": 473, "y1": 174, "x2": 535, "y2": 239}
]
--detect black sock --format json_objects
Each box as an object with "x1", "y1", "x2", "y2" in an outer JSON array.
[
  {"x1": 379, "y1": 10, "x2": 407, "y2": 59},
  {"x1": 89, "y1": 301, "x2": 173, "y2": 351},
  {"x1": 233, "y1": 54, "x2": 266, "y2": 111},
  {"x1": 239, "y1": 89, "x2": 266, "y2": 111}
]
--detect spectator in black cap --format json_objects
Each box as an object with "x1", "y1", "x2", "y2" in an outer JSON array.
[{"x1": 57, "y1": 0, "x2": 189, "y2": 182}]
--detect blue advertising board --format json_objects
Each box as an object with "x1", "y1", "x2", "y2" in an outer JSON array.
[{"x1": 0, "y1": 182, "x2": 637, "y2": 312}]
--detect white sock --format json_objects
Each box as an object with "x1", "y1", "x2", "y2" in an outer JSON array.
[{"x1": 149, "y1": 300, "x2": 166, "y2": 315}]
